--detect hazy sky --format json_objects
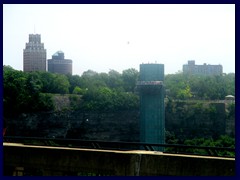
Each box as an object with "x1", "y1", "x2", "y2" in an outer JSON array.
[{"x1": 3, "y1": 4, "x2": 235, "y2": 75}]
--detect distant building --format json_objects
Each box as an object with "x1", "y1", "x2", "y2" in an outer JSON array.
[
  {"x1": 48, "y1": 51, "x2": 72, "y2": 75},
  {"x1": 137, "y1": 63, "x2": 165, "y2": 151},
  {"x1": 183, "y1": 60, "x2": 223, "y2": 75},
  {"x1": 23, "y1": 34, "x2": 47, "y2": 72}
]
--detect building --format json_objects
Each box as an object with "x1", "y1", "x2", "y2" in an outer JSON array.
[
  {"x1": 48, "y1": 51, "x2": 72, "y2": 75},
  {"x1": 183, "y1": 60, "x2": 223, "y2": 75},
  {"x1": 137, "y1": 63, "x2": 165, "y2": 151},
  {"x1": 23, "y1": 34, "x2": 47, "y2": 72}
]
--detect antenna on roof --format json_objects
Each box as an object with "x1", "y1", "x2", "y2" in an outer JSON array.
[{"x1": 34, "y1": 24, "x2": 36, "y2": 34}]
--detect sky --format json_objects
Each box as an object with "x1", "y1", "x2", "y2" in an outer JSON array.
[{"x1": 3, "y1": 4, "x2": 235, "y2": 75}]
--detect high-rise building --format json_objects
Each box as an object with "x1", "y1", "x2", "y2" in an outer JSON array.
[
  {"x1": 183, "y1": 60, "x2": 223, "y2": 75},
  {"x1": 137, "y1": 63, "x2": 165, "y2": 151},
  {"x1": 48, "y1": 51, "x2": 72, "y2": 75},
  {"x1": 23, "y1": 34, "x2": 47, "y2": 72}
]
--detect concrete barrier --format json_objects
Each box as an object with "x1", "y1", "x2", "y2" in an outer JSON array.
[{"x1": 3, "y1": 143, "x2": 235, "y2": 176}]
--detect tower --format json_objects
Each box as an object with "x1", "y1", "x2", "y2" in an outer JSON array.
[
  {"x1": 23, "y1": 34, "x2": 46, "y2": 72},
  {"x1": 137, "y1": 63, "x2": 165, "y2": 151}
]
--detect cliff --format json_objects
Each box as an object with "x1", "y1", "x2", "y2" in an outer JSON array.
[{"x1": 5, "y1": 95, "x2": 235, "y2": 141}]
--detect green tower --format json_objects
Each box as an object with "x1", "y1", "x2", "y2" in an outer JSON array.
[{"x1": 137, "y1": 64, "x2": 165, "y2": 151}]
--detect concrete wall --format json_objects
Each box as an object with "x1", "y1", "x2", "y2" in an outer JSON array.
[{"x1": 3, "y1": 143, "x2": 235, "y2": 176}]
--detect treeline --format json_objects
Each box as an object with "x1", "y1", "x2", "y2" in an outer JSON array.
[
  {"x1": 165, "y1": 72, "x2": 235, "y2": 100},
  {"x1": 3, "y1": 66, "x2": 139, "y2": 117},
  {"x1": 3, "y1": 65, "x2": 235, "y2": 117}
]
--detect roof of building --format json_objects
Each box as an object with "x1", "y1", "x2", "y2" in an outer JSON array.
[{"x1": 53, "y1": 50, "x2": 64, "y2": 56}]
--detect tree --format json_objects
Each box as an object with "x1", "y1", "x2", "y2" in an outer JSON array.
[
  {"x1": 176, "y1": 85, "x2": 192, "y2": 100},
  {"x1": 107, "y1": 69, "x2": 123, "y2": 90},
  {"x1": 122, "y1": 68, "x2": 139, "y2": 92},
  {"x1": 26, "y1": 72, "x2": 43, "y2": 94},
  {"x1": 52, "y1": 74, "x2": 70, "y2": 94},
  {"x1": 165, "y1": 73, "x2": 235, "y2": 100},
  {"x1": 67, "y1": 74, "x2": 82, "y2": 93},
  {"x1": 72, "y1": 86, "x2": 85, "y2": 95},
  {"x1": 82, "y1": 69, "x2": 98, "y2": 77},
  {"x1": 3, "y1": 66, "x2": 28, "y2": 115},
  {"x1": 3, "y1": 66, "x2": 53, "y2": 116},
  {"x1": 40, "y1": 72, "x2": 56, "y2": 93}
]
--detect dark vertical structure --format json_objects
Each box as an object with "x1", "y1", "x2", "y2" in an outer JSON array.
[
  {"x1": 23, "y1": 34, "x2": 46, "y2": 72},
  {"x1": 137, "y1": 64, "x2": 165, "y2": 151}
]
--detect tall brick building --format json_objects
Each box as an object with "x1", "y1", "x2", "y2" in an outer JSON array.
[{"x1": 23, "y1": 34, "x2": 47, "y2": 72}]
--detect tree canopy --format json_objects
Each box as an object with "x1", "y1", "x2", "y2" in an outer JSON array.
[
  {"x1": 165, "y1": 73, "x2": 235, "y2": 100},
  {"x1": 3, "y1": 65, "x2": 235, "y2": 117}
]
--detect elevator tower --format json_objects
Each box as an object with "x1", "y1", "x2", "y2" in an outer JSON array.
[{"x1": 137, "y1": 63, "x2": 165, "y2": 151}]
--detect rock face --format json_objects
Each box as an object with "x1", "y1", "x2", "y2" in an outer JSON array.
[
  {"x1": 165, "y1": 102, "x2": 231, "y2": 140},
  {"x1": 6, "y1": 110, "x2": 140, "y2": 142},
  {"x1": 5, "y1": 99, "x2": 234, "y2": 141}
]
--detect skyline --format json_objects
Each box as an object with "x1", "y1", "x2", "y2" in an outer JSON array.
[{"x1": 3, "y1": 4, "x2": 235, "y2": 75}]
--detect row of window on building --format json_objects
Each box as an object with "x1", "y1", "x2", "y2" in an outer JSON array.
[{"x1": 182, "y1": 60, "x2": 223, "y2": 75}]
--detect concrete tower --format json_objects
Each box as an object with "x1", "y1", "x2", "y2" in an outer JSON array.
[
  {"x1": 137, "y1": 63, "x2": 165, "y2": 151},
  {"x1": 23, "y1": 34, "x2": 47, "y2": 72}
]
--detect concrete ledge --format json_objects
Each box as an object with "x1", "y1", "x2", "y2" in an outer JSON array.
[{"x1": 3, "y1": 143, "x2": 235, "y2": 176}]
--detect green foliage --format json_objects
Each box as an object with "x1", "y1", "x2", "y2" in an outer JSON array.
[
  {"x1": 165, "y1": 131, "x2": 179, "y2": 144},
  {"x1": 165, "y1": 134, "x2": 235, "y2": 157},
  {"x1": 39, "y1": 72, "x2": 55, "y2": 93},
  {"x1": 81, "y1": 87, "x2": 139, "y2": 111},
  {"x1": 122, "y1": 68, "x2": 139, "y2": 92},
  {"x1": 214, "y1": 135, "x2": 235, "y2": 148},
  {"x1": 26, "y1": 71, "x2": 43, "y2": 94},
  {"x1": 165, "y1": 100, "x2": 232, "y2": 141},
  {"x1": 72, "y1": 86, "x2": 85, "y2": 95},
  {"x1": 36, "y1": 93, "x2": 54, "y2": 111},
  {"x1": 3, "y1": 66, "x2": 141, "y2": 115},
  {"x1": 107, "y1": 69, "x2": 124, "y2": 90},
  {"x1": 165, "y1": 73, "x2": 235, "y2": 100},
  {"x1": 67, "y1": 74, "x2": 83, "y2": 93},
  {"x1": 177, "y1": 85, "x2": 192, "y2": 99},
  {"x1": 183, "y1": 136, "x2": 235, "y2": 157},
  {"x1": 226, "y1": 103, "x2": 235, "y2": 122},
  {"x1": 66, "y1": 68, "x2": 139, "y2": 111},
  {"x1": 40, "y1": 72, "x2": 70, "y2": 94},
  {"x1": 3, "y1": 66, "x2": 54, "y2": 116},
  {"x1": 3, "y1": 66, "x2": 35, "y2": 116},
  {"x1": 69, "y1": 94, "x2": 82, "y2": 110},
  {"x1": 3, "y1": 65, "x2": 235, "y2": 116},
  {"x1": 53, "y1": 74, "x2": 70, "y2": 94}
]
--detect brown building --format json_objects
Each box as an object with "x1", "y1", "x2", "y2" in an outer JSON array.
[
  {"x1": 48, "y1": 51, "x2": 72, "y2": 75},
  {"x1": 23, "y1": 34, "x2": 47, "y2": 72}
]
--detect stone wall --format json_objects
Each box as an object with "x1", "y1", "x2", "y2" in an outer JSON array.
[
  {"x1": 5, "y1": 102, "x2": 234, "y2": 141},
  {"x1": 6, "y1": 110, "x2": 140, "y2": 142}
]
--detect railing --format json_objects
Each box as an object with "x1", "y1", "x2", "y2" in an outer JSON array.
[
  {"x1": 3, "y1": 136, "x2": 235, "y2": 158},
  {"x1": 172, "y1": 99, "x2": 235, "y2": 104},
  {"x1": 137, "y1": 81, "x2": 163, "y2": 86}
]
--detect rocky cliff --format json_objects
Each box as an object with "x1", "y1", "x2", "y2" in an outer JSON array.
[{"x1": 5, "y1": 95, "x2": 235, "y2": 141}]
